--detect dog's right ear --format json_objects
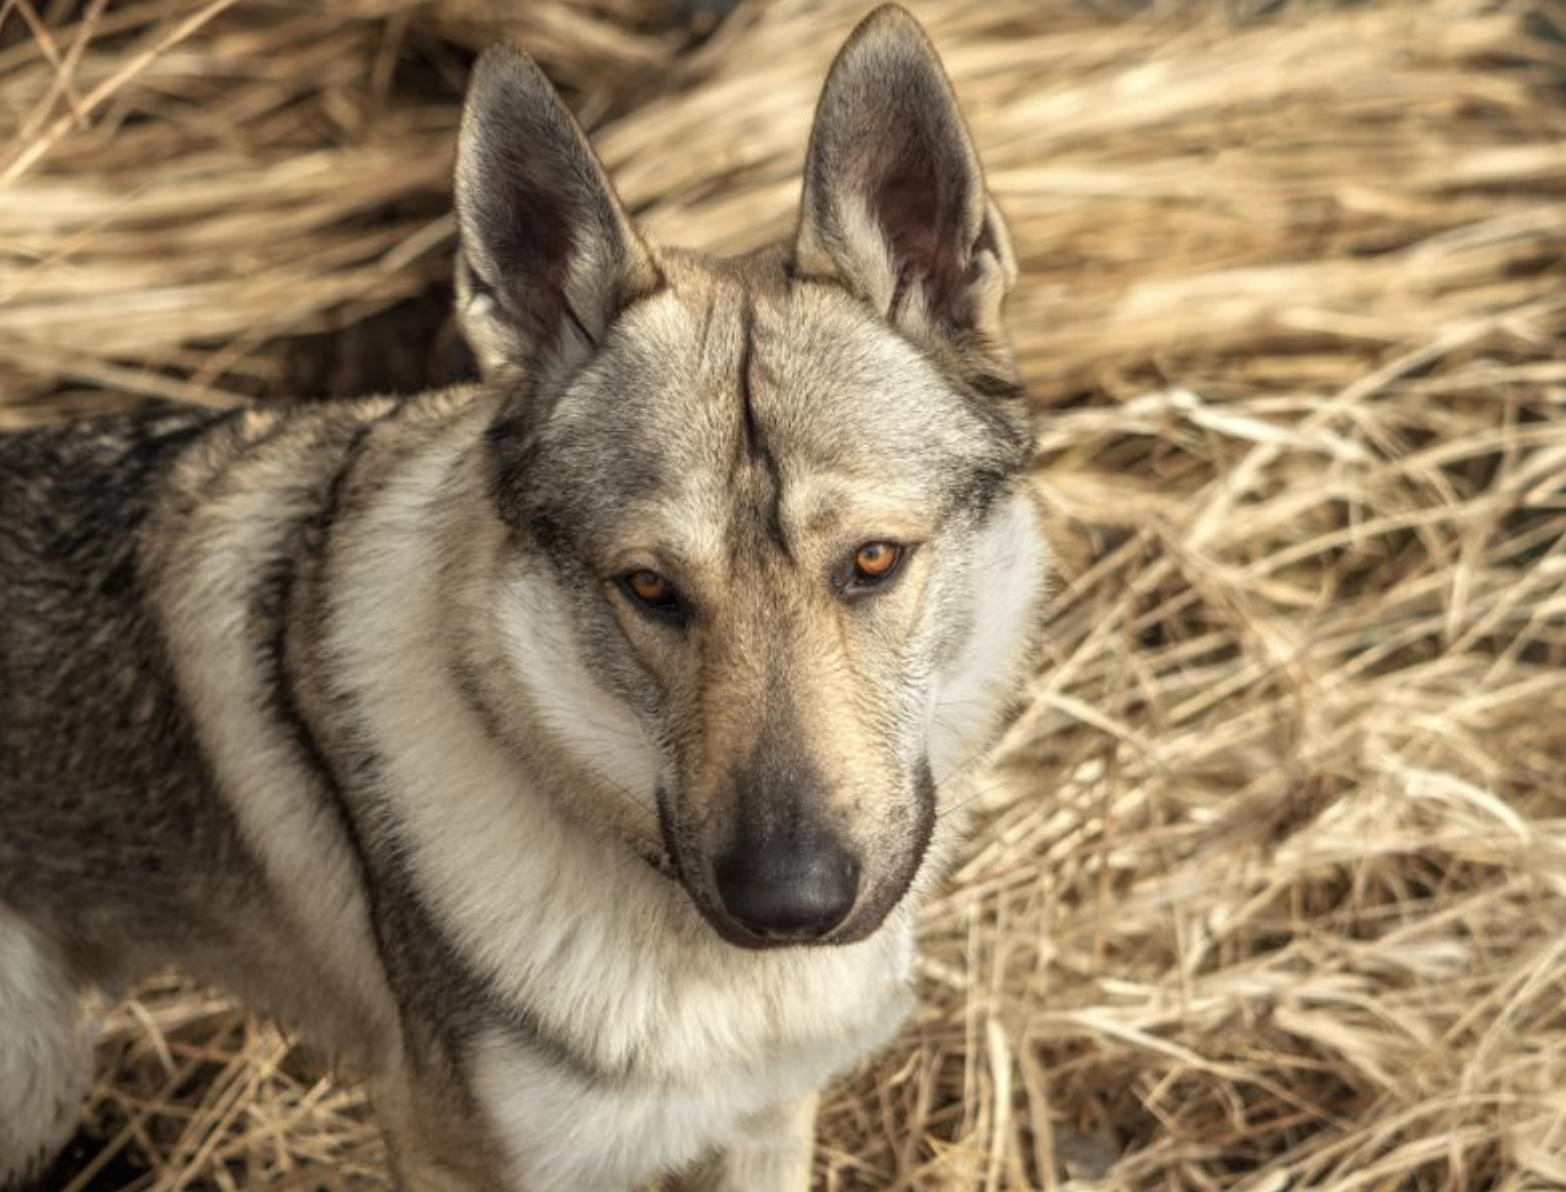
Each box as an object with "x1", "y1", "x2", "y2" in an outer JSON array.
[{"x1": 455, "y1": 46, "x2": 661, "y2": 377}]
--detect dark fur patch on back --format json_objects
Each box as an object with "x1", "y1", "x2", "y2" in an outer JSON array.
[{"x1": 0, "y1": 409, "x2": 254, "y2": 928}]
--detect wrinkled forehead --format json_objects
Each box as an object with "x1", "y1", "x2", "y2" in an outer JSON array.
[{"x1": 531, "y1": 273, "x2": 1014, "y2": 564}]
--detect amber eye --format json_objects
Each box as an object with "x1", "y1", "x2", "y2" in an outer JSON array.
[
  {"x1": 627, "y1": 570, "x2": 669, "y2": 602},
  {"x1": 838, "y1": 541, "x2": 906, "y2": 597},
  {"x1": 618, "y1": 569, "x2": 683, "y2": 618},
  {"x1": 854, "y1": 542, "x2": 901, "y2": 579}
]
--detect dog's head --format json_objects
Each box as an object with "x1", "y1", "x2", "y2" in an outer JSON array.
[{"x1": 456, "y1": 5, "x2": 1049, "y2": 949}]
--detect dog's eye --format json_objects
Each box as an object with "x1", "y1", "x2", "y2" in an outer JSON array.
[
  {"x1": 854, "y1": 542, "x2": 900, "y2": 579},
  {"x1": 619, "y1": 569, "x2": 683, "y2": 618},
  {"x1": 837, "y1": 541, "x2": 906, "y2": 597}
]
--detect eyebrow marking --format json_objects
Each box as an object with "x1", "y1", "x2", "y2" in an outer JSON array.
[
  {"x1": 737, "y1": 297, "x2": 761, "y2": 460},
  {"x1": 733, "y1": 298, "x2": 788, "y2": 556}
]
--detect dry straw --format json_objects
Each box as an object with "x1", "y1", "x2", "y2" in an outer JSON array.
[{"x1": 4, "y1": 0, "x2": 1566, "y2": 1189}]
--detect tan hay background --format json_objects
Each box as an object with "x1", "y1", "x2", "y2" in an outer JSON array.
[{"x1": 5, "y1": 0, "x2": 1566, "y2": 1189}]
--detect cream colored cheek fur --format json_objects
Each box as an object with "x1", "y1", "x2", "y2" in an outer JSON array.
[
  {"x1": 496, "y1": 569, "x2": 665, "y2": 811},
  {"x1": 927, "y1": 491, "x2": 1050, "y2": 787}
]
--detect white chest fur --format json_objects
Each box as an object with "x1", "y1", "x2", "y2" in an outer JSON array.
[{"x1": 471, "y1": 971, "x2": 911, "y2": 1192}]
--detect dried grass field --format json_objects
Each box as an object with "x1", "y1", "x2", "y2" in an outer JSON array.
[{"x1": 5, "y1": 0, "x2": 1566, "y2": 1189}]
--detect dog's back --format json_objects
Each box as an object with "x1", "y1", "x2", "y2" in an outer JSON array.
[{"x1": 0, "y1": 411, "x2": 249, "y2": 943}]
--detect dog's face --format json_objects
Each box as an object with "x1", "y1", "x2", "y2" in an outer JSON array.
[{"x1": 455, "y1": 6, "x2": 1049, "y2": 949}]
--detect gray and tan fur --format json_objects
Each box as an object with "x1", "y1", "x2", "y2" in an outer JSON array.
[{"x1": 0, "y1": 7, "x2": 1051, "y2": 1190}]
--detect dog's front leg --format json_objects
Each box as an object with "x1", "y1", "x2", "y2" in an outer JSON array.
[{"x1": 676, "y1": 1094, "x2": 817, "y2": 1192}]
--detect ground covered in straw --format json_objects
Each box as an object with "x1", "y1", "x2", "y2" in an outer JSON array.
[{"x1": 5, "y1": 0, "x2": 1566, "y2": 1189}]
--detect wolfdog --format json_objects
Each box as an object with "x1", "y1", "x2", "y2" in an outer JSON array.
[{"x1": 0, "y1": 6, "x2": 1050, "y2": 1189}]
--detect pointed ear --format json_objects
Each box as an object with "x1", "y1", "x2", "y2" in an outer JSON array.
[
  {"x1": 794, "y1": 6, "x2": 1016, "y2": 354},
  {"x1": 455, "y1": 46, "x2": 661, "y2": 376}
]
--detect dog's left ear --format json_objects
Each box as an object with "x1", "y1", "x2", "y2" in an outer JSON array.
[
  {"x1": 455, "y1": 45, "x2": 661, "y2": 377},
  {"x1": 795, "y1": 5, "x2": 1016, "y2": 356}
]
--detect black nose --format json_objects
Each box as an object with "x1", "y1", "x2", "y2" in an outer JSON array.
[{"x1": 714, "y1": 834, "x2": 860, "y2": 942}]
